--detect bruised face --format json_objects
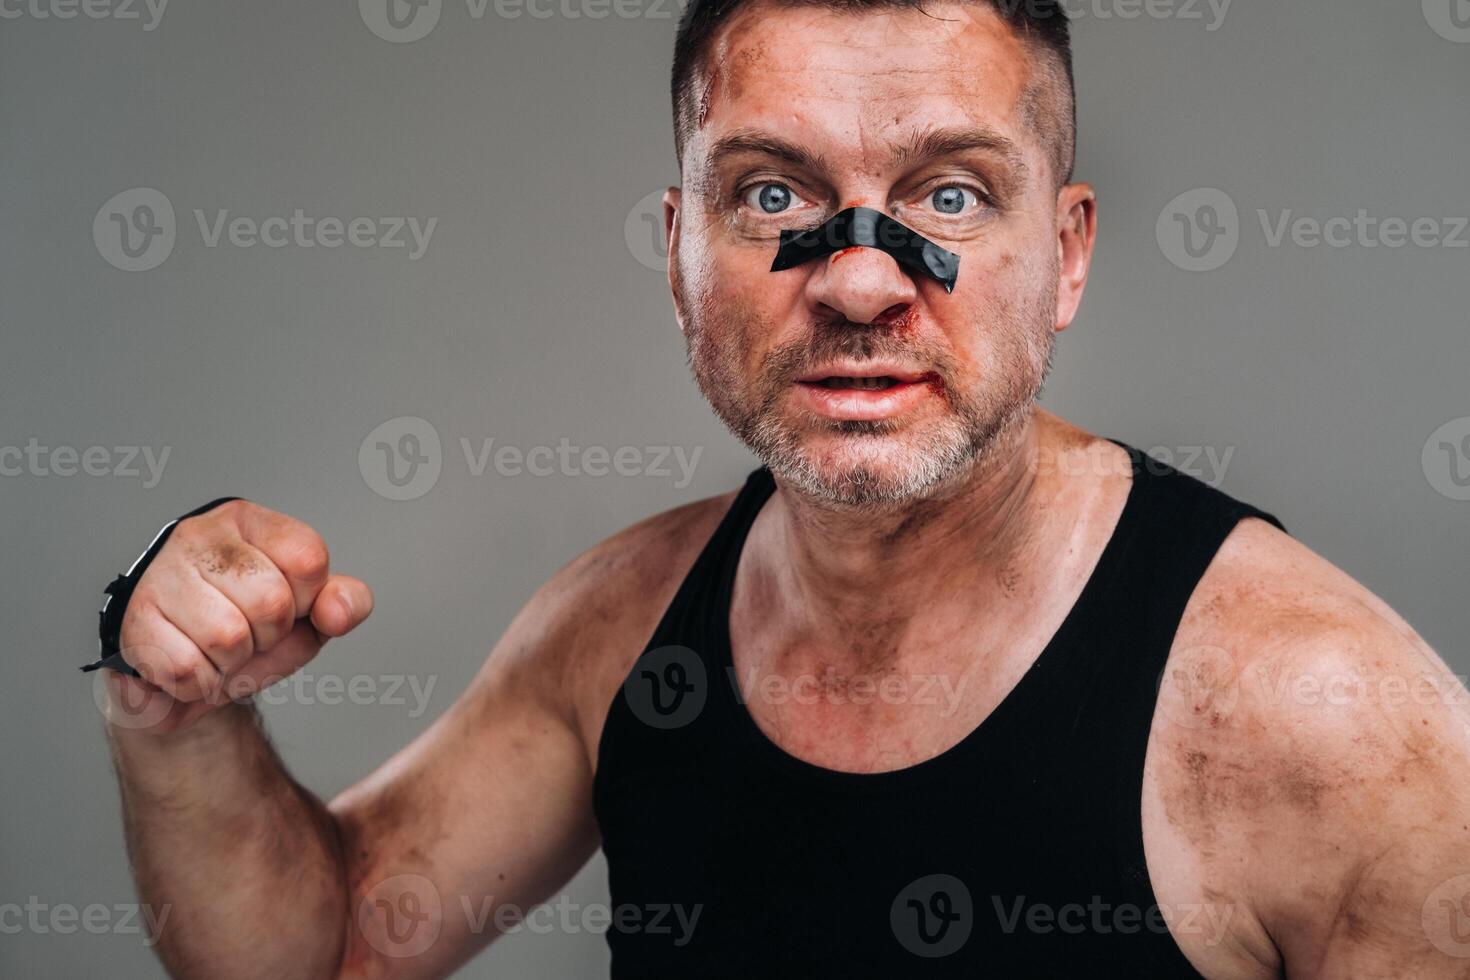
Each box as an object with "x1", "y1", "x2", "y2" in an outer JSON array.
[{"x1": 667, "y1": 1, "x2": 1094, "y2": 507}]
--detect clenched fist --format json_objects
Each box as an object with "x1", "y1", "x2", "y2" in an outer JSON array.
[{"x1": 104, "y1": 500, "x2": 373, "y2": 735}]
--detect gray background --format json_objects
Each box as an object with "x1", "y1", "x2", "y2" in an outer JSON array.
[{"x1": 2, "y1": 0, "x2": 1467, "y2": 976}]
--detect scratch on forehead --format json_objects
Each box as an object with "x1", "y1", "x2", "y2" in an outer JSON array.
[{"x1": 698, "y1": 81, "x2": 713, "y2": 129}]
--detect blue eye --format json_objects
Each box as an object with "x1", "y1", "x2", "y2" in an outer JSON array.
[
  {"x1": 930, "y1": 185, "x2": 974, "y2": 214},
  {"x1": 745, "y1": 183, "x2": 798, "y2": 214}
]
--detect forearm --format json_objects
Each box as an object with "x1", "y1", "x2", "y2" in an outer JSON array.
[{"x1": 107, "y1": 700, "x2": 349, "y2": 980}]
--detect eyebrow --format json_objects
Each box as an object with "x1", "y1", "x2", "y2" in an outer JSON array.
[
  {"x1": 888, "y1": 126, "x2": 1028, "y2": 178},
  {"x1": 702, "y1": 129, "x2": 833, "y2": 186},
  {"x1": 701, "y1": 124, "x2": 1028, "y2": 186}
]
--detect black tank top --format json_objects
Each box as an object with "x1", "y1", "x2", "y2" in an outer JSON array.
[{"x1": 592, "y1": 441, "x2": 1285, "y2": 978}]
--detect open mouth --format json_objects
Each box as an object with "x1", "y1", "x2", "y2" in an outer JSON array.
[
  {"x1": 793, "y1": 370, "x2": 936, "y2": 421},
  {"x1": 810, "y1": 376, "x2": 904, "y2": 391}
]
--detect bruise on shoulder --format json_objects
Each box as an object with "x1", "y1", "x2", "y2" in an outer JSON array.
[
  {"x1": 1155, "y1": 627, "x2": 1426, "y2": 863},
  {"x1": 1157, "y1": 517, "x2": 1470, "y2": 970}
]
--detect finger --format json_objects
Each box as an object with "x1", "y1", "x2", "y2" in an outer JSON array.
[
  {"x1": 309, "y1": 575, "x2": 374, "y2": 639},
  {"x1": 190, "y1": 536, "x2": 298, "y2": 655},
  {"x1": 237, "y1": 509, "x2": 330, "y2": 619},
  {"x1": 223, "y1": 619, "x2": 330, "y2": 701},
  {"x1": 142, "y1": 560, "x2": 255, "y2": 679},
  {"x1": 119, "y1": 602, "x2": 226, "y2": 704}
]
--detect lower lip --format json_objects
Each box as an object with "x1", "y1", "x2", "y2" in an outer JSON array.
[{"x1": 794, "y1": 378, "x2": 937, "y2": 421}]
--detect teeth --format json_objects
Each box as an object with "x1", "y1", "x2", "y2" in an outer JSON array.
[{"x1": 819, "y1": 377, "x2": 897, "y2": 390}]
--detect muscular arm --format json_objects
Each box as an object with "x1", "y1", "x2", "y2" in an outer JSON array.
[
  {"x1": 106, "y1": 494, "x2": 730, "y2": 980},
  {"x1": 1254, "y1": 611, "x2": 1470, "y2": 978},
  {"x1": 330, "y1": 494, "x2": 731, "y2": 978},
  {"x1": 108, "y1": 701, "x2": 350, "y2": 979},
  {"x1": 327, "y1": 588, "x2": 604, "y2": 979},
  {"x1": 1149, "y1": 518, "x2": 1470, "y2": 979}
]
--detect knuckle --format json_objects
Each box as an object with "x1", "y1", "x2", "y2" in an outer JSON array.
[
  {"x1": 254, "y1": 582, "x2": 296, "y2": 627},
  {"x1": 123, "y1": 645, "x2": 166, "y2": 682},
  {"x1": 201, "y1": 615, "x2": 252, "y2": 655},
  {"x1": 277, "y1": 531, "x2": 329, "y2": 584},
  {"x1": 159, "y1": 654, "x2": 199, "y2": 690}
]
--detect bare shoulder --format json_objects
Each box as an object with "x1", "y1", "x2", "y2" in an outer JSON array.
[
  {"x1": 1151, "y1": 516, "x2": 1470, "y2": 976},
  {"x1": 491, "y1": 488, "x2": 739, "y2": 764}
]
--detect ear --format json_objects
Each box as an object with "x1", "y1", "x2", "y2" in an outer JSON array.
[
  {"x1": 1054, "y1": 183, "x2": 1098, "y2": 333},
  {"x1": 663, "y1": 186, "x2": 687, "y2": 335}
]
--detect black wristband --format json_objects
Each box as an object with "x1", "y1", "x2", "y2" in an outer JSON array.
[{"x1": 81, "y1": 497, "x2": 244, "y2": 677}]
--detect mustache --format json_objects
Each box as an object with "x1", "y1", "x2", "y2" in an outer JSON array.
[{"x1": 759, "y1": 320, "x2": 958, "y2": 385}]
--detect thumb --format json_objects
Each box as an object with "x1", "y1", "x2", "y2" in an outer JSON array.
[{"x1": 308, "y1": 574, "x2": 374, "y2": 639}]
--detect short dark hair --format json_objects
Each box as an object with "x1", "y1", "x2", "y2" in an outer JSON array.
[{"x1": 671, "y1": 0, "x2": 1077, "y2": 186}]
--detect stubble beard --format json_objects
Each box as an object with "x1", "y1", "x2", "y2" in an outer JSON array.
[{"x1": 683, "y1": 267, "x2": 1058, "y2": 510}]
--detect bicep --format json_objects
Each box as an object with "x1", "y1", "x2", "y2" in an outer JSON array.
[{"x1": 327, "y1": 643, "x2": 600, "y2": 980}]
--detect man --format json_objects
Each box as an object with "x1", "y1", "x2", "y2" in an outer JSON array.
[{"x1": 96, "y1": 0, "x2": 1470, "y2": 976}]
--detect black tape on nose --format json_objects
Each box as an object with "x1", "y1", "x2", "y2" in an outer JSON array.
[{"x1": 769, "y1": 206, "x2": 961, "y2": 294}]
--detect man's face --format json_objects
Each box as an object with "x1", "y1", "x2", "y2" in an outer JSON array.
[{"x1": 669, "y1": 1, "x2": 1090, "y2": 507}]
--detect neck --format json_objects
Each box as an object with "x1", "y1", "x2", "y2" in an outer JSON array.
[{"x1": 752, "y1": 411, "x2": 1057, "y2": 669}]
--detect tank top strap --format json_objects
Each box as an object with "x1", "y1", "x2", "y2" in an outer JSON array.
[
  {"x1": 670, "y1": 466, "x2": 774, "y2": 649},
  {"x1": 1091, "y1": 440, "x2": 1286, "y2": 700}
]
